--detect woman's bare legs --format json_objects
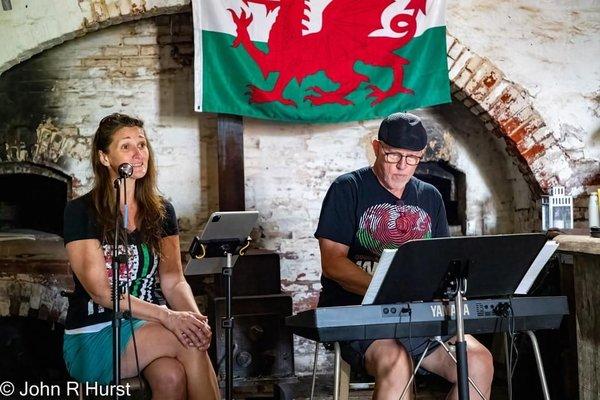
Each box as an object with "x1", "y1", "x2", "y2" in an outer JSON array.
[
  {"x1": 142, "y1": 357, "x2": 187, "y2": 400},
  {"x1": 120, "y1": 322, "x2": 220, "y2": 400}
]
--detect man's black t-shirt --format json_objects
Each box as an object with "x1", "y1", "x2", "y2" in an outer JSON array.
[
  {"x1": 63, "y1": 192, "x2": 179, "y2": 331},
  {"x1": 315, "y1": 167, "x2": 449, "y2": 307}
]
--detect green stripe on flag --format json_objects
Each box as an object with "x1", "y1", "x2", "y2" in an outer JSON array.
[{"x1": 201, "y1": 26, "x2": 450, "y2": 123}]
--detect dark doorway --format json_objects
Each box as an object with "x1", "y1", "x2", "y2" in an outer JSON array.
[
  {"x1": 415, "y1": 161, "x2": 466, "y2": 235},
  {"x1": 0, "y1": 316, "x2": 69, "y2": 383}
]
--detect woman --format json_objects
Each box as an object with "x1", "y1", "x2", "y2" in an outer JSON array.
[{"x1": 63, "y1": 113, "x2": 220, "y2": 400}]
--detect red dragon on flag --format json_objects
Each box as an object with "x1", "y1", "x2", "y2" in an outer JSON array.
[
  {"x1": 194, "y1": 0, "x2": 448, "y2": 122},
  {"x1": 227, "y1": 0, "x2": 428, "y2": 107}
]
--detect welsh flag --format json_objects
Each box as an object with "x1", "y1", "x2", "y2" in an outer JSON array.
[{"x1": 193, "y1": 0, "x2": 450, "y2": 123}]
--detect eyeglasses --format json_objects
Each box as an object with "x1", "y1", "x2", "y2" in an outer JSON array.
[{"x1": 382, "y1": 151, "x2": 422, "y2": 166}]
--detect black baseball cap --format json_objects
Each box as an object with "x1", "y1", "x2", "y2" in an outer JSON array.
[{"x1": 378, "y1": 112, "x2": 427, "y2": 151}]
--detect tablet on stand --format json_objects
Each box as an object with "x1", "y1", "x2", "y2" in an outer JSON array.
[{"x1": 185, "y1": 210, "x2": 259, "y2": 400}]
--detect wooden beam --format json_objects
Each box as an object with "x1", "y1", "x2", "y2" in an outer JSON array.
[
  {"x1": 554, "y1": 235, "x2": 600, "y2": 255},
  {"x1": 217, "y1": 114, "x2": 245, "y2": 211}
]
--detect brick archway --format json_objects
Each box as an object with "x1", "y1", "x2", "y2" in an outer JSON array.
[
  {"x1": 0, "y1": 0, "x2": 191, "y2": 75},
  {"x1": 446, "y1": 34, "x2": 569, "y2": 196}
]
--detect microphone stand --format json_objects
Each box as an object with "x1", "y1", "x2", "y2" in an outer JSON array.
[
  {"x1": 220, "y1": 240, "x2": 240, "y2": 400},
  {"x1": 111, "y1": 176, "x2": 127, "y2": 396},
  {"x1": 445, "y1": 260, "x2": 470, "y2": 400}
]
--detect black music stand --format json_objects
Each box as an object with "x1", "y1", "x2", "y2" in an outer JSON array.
[
  {"x1": 186, "y1": 211, "x2": 258, "y2": 400},
  {"x1": 370, "y1": 233, "x2": 547, "y2": 400}
]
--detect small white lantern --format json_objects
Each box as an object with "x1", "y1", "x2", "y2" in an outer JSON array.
[{"x1": 542, "y1": 186, "x2": 573, "y2": 230}]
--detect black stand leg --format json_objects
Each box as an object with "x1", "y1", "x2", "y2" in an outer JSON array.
[
  {"x1": 112, "y1": 178, "x2": 123, "y2": 396},
  {"x1": 223, "y1": 251, "x2": 234, "y2": 400},
  {"x1": 435, "y1": 339, "x2": 487, "y2": 400},
  {"x1": 456, "y1": 340, "x2": 470, "y2": 399},
  {"x1": 189, "y1": 238, "x2": 249, "y2": 400},
  {"x1": 454, "y1": 278, "x2": 470, "y2": 400},
  {"x1": 111, "y1": 255, "x2": 121, "y2": 392}
]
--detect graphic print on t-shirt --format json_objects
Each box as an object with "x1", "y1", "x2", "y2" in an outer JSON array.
[
  {"x1": 88, "y1": 243, "x2": 158, "y2": 316},
  {"x1": 103, "y1": 244, "x2": 140, "y2": 284},
  {"x1": 356, "y1": 203, "x2": 432, "y2": 257}
]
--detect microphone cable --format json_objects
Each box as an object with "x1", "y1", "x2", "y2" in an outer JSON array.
[
  {"x1": 124, "y1": 260, "x2": 143, "y2": 391},
  {"x1": 507, "y1": 297, "x2": 519, "y2": 382},
  {"x1": 404, "y1": 303, "x2": 414, "y2": 359},
  {"x1": 125, "y1": 251, "x2": 143, "y2": 390},
  {"x1": 495, "y1": 297, "x2": 518, "y2": 397},
  {"x1": 502, "y1": 296, "x2": 519, "y2": 396}
]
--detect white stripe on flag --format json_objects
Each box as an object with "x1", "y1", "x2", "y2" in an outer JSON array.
[{"x1": 197, "y1": 0, "x2": 445, "y2": 41}]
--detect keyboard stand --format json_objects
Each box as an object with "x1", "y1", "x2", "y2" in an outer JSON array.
[
  {"x1": 398, "y1": 337, "x2": 487, "y2": 400},
  {"x1": 397, "y1": 331, "x2": 551, "y2": 400},
  {"x1": 504, "y1": 331, "x2": 551, "y2": 400}
]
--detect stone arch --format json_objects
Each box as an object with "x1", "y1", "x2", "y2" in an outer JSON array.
[
  {"x1": 446, "y1": 33, "x2": 569, "y2": 196},
  {"x1": 0, "y1": 117, "x2": 83, "y2": 199},
  {"x1": 0, "y1": 0, "x2": 191, "y2": 75},
  {"x1": 0, "y1": 161, "x2": 72, "y2": 185}
]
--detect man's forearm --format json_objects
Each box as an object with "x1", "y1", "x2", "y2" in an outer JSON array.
[{"x1": 324, "y1": 257, "x2": 372, "y2": 296}]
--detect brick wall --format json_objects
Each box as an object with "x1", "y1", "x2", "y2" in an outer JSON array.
[
  {"x1": 0, "y1": 277, "x2": 71, "y2": 323},
  {"x1": 0, "y1": 239, "x2": 72, "y2": 324},
  {"x1": 0, "y1": 0, "x2": 191, "y2": 75},
  {"x1": 2, "y1": 0, "x2": 596, "y2": 196}
]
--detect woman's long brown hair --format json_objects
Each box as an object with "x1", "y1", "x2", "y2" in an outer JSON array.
[{"x1": 91, "y1": 113, "x2": 166, "y2": 253}]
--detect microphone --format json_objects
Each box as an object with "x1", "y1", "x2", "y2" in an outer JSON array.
[
  {"x1": 117, "y1": 163, "x2": 133, "y2": 229},
  {"x1": 117, "y1": 163, "x2": 133, "y2": 179}
]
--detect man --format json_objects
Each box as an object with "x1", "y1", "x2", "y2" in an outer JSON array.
[{"x1": 315, "y1": 112, "x2": 493, "y2": 400}]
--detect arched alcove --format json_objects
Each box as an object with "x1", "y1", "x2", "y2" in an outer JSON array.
[{"x1": 0, "y1": 162, "x2": 72, "y2": 235}]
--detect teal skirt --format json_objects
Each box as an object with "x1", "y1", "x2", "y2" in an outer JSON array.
[{"x1": 63, "y1": 319, "x2": 146, "y2": 384}]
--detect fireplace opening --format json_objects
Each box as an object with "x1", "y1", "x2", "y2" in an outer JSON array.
[
  {"x1": 415, "y1": 161, "x2": 466, "y2": 235},
  {"x1": 0, "y1": 168, "x2": 70, "y2": 236},
  {"x1": 0, "y1": 316, "x2": 69, "y2": 382}
]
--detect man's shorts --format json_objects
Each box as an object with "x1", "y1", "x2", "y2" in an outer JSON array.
[
  {"x1": 63, "y1": 318, "x2": 146, "y2": 384},
  {"x1": 339, "y1": 336, "x2": 453, "y2": 377}
]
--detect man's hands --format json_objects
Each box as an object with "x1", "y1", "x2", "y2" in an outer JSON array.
[{"x1": 162, "y1": 309, "x2": 212, "y2": 351}]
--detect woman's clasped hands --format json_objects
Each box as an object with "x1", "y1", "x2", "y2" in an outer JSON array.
[{"x1": 163, "y1": 309, "x2": 212, "y2": 351}]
